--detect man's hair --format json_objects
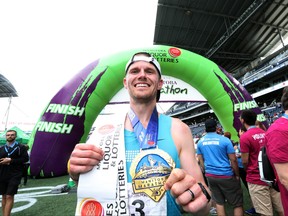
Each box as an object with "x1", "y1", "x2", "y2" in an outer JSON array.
[
  {"x1": 281, "y1": 86, "x2": 288, "y2": 110},
  {"x1": 6, "y1": 129, "x2": 17, "y2": 136},
  {"x1": 240, "y1": 109, "x2": 257, "y2": 126},
  {"x1": 224, "y1": 131, "x2": 231, "y2": 139},
  {"x1": 255, "y1": 120, "x2": 267, "y2": 131},
  {"x1": 205, "y1": 118, "x2": 217, "y2": 132}
]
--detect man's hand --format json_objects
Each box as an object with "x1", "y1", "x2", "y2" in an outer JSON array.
[
  {"x1": 68, "y1": 144, "x2": 104, "y2": 181},
  {"x1": 0, "y1": 157, "x2": 12, "y2": 165},
  {"x1": 164, "y1": 168, "x2": 211, "y2": 215}
]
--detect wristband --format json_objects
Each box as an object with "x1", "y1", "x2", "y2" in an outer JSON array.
[
  {"x1": 67, "y1": 159, "x2": 79, "y2": 182},
  {"x1": 198, "y1": 182, "x2": 211, "y2": 203},
  {"x1": 67, "y1": 159, "x2": 71, "y2": 173}
]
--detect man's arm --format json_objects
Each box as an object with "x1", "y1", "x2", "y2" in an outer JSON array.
[
  {"x1": 228, "y1": 153, "x2": 240, "y2": 178},
  {"x1": 274, "y1": 162, "x2": 288, "y2": 190},
  {"x1": 197, "y1": 154, "x2": 205, "y2": 174},
  {"x1": 165, "y1": 118, "x2": 211, "y2": 215},
  {"x1": 241, "y1": 152, "x2": 249, "y2": 171}
]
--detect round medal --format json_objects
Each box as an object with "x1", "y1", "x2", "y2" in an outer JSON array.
[{"x1": 130, "y1": 148, "x2": 175, "y2": 202}]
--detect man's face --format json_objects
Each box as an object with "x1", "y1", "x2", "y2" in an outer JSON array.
[
  {"x1": 6, "y1": 132, "x2": 16, "y2": 142},
  {"x1": 239, "y1": 116, "x2": 244, "y2": 125},
  {"x1": 124, "y1": 60, "x2": 163, "y2": 102}
]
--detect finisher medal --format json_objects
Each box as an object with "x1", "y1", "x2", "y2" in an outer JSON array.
[{"x1": 130, "y1": 148, "x2": 175, "y2": 202}]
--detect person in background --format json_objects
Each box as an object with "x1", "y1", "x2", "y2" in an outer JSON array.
[
  {"x1": 196, "y1": 133, "x2": 217, "y2": 215},
  {"x1": 0, "y1": 130, "x2": 29, "y2": 216},
  {"x1": 21, "y1": 144, "x2": 30, "y2": 186},
  {"x1": 197, "y1": 118, "x2": 243, "y2": 216},
  {"x1": 68, "y1": 52, "x2": 211, "y2": 215},
  {"x1": 237, "y1": 126, "x2": 256, "y2": 215},
  {"x1": 216, "y1": 126, "x2": 223, "y2": 135},
  {"x1": 223, "y1": 132, "x2": 246, "y2": 187},
  {"x1": 239, "y1": 109, "x2": 284, "y2": 216},
  {"x1": 265, "y1": 86, "x2": 288, "y2": 216},
  {"x1": 223, "y1": 131, "x2": 235, "y2": 145},
  {"x1": 255, "y1": 120, "x2": 267, "y2": 131}
]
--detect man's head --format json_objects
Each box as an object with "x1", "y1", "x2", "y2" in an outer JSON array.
[
  {"x1": 6, "y1": 129, "x2": 17, "y2": 143},
  {"x1": 281, "y1": 86, "x2": 288, "y2": 111},
  {"x1": 240, "y1": 109, "x2": 257, "y2": 126},
  {"x1": 223, "y1": 131, "x2": 231, "y2": 139},
  {"x1": 124, "y1": 52, "x2": 163, "y2": 102},
  {"x1": 205, "y1": 118, "x2": 217, "y2": 132}
]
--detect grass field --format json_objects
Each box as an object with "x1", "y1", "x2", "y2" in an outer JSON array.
[
  {"x1": 1, "y1": 175, "x2": 77, "y2": 216},
  {"x1": 0, "y1": 175, "x2": 253, "y2": 216}
]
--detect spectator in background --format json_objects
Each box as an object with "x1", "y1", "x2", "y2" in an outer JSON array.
[
  {"x1": 239, "y1": 110, "x2": 284, "y2": 216},
  {"x1": 255, "y1": 120, "x2": 267, "y2": 131},
  {"x1": 197, "y1": 119, "x2": 243, "y2": 216},
  {"x1": 21, "y1": 144, "x2": 30, "y2": 186},
  {"x1": 266, "y1": 86, "x2": 288, "y2": 215},
  {"x1": 216, "y1": 126, "x2": 223, "y2": 135},
  {"x1": 223, "y1": 131, "x2": 233, "y2": 143},
  {"x1": 233, "y1": 141, "x2": 248, "y2": 189},
  {"x1": 223, "y1": 132, "x2": 246, "y2": 187},
  {"x1": 0, "y1": 130, "x2": 29, "y2": 216},
  {"x1": 238, "y1": 125, "x2": 247, "y2": 136},
  {"x1": 237, "y1": 126, "x2": 256, "y2": 215}
]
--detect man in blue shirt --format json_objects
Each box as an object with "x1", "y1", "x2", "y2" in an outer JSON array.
[{"x1": 197, "y1": 118, "x2": 243, "y2": 215}]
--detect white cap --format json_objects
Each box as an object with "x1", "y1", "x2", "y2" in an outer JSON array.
[{"x1": 125, "y1": 53, "x2": 162, "y2": 76}]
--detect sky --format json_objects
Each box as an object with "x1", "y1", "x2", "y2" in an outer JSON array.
[{"x1": 0, "y1": 0, "x2": 159, "y2": 131}]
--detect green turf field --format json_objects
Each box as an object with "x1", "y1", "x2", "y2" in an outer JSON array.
[
  {"x1": 1, "y1": 175, "x2": 253, "y2": 216},
  {"x1": 2, "y1": 175, "x2": 77, "y2": 216}
]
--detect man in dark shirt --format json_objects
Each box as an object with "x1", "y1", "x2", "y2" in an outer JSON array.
[{"x1": 0, "y1": 129, "x2": 29, "y2": 216}]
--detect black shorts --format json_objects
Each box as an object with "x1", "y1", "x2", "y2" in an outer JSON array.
[
  {"x1": 207, "y1": 176, "x2": 243, "y2": 208},
  {"x1": 0, "y1": 176, "x2": 21, "y2": 195}
]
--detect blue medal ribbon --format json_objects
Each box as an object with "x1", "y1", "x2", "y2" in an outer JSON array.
[
  {"x1": 128, "y1": 107, "x2": 159, "y2": 150},
  {"x1": 5, "y1": 141, "x2": 19, "y2": 157}
]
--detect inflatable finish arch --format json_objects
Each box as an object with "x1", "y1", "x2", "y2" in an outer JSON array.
[{"x1": 28, "y1": 45, "x2": 266, "y2": 177}]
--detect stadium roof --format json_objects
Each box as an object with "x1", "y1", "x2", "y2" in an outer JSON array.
[
  {"x1": 154, "y1": 0, "x2": 288, "y2": 78},
  {"x1": 0, "y1": 74, "x2": 18, "y2": 98}
]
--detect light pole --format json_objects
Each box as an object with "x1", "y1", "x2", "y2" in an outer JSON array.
[{"x1": 4, "y1": 97, "x2": 12, "y2": 130}]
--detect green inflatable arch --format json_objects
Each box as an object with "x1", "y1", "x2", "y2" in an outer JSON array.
[{"x1": 28, "y1": 45, "x2": 266, "y2": 177}]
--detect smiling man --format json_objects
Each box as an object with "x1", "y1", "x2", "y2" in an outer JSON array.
[{"x1": 68, "y1": 52, "x2": 211, "y2": 216}]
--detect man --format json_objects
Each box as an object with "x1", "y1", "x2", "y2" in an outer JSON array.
[
  {"x1": 197, "y1": 118, "x2": 244, "y2": 216},
  {"x1": 0, "y1": 129, "x2": 29, "y2": 216},
  {"x1": 239, "y1": 109, "x2": 284, "y2": 216},
  {"x1": 265, "y1": 86, "x2": 288, "y2": 215},
  {"x1": 68, "y1": 52, "x2": 211, "y2": 215},
  {"x1": 21, "y1": 144, "x2": 30, "y2": 186}
]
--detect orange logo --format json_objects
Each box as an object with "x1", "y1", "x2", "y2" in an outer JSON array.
[
  {"x1": 98, "y1": 124, "x2": 115, "y2": 135},
  {"x1": 168, "y1": 47, "x2": 181, "y2": 58},
  {"x1": 81, "y1": 199, "x2": 104, "y2": 216}
]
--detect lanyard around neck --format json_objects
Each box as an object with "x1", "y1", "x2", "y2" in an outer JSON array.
[
  {"x1": 128, "y1": 107, "x2": 159, "y2": 150},
  {"x1": 5, "y1": 142, "x2": 19, "y2": 157}
]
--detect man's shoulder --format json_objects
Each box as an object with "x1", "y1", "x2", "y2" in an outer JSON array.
[
  {"x1": 17, "y1": 143, "x2": 28, "y2": 151},
  {"x1": 169, "y1": 115, "x2": 188, "y2": 128},
  {"x1": 267, "y1": 117, "x2": 288, "y2": 131}
]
